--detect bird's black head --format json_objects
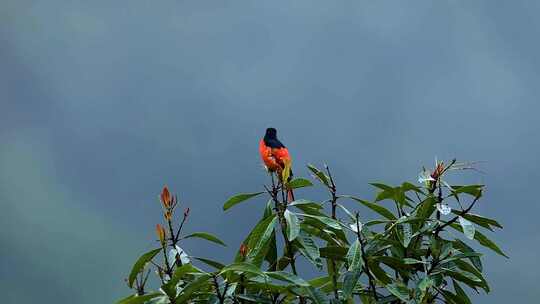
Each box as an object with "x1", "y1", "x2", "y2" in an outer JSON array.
[
  {"x1": 265, "y1": 128, "x2": 277, "y2": 139},
  {"x1": 263, "y1": 127, "x2": 285, "y2": 148}
]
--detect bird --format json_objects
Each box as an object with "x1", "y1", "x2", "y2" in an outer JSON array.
[{"x1": 259, "y1": 127, "x2": 295, "y2": 201}]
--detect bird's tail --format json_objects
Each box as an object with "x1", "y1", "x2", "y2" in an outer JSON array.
[{"x1": 287, "y1": 188, "x2": 295, "y2": 202}]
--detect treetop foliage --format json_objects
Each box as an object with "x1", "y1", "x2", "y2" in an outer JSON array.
[{"x1": 118, "y1": 159, "x2": 506, "y2": 304}]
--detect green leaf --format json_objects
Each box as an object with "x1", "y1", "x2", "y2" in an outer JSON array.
[
  {"x1": 266, "y1": 271, "x2": 310, "y2": 286},
  {"x1": 440, "y1": 242, "x2": 453, "y2": 259},
  {"x1": 344, "y1": 196, "x2": 397, "y2": 220},
  {"x1": 402, "y1": 258, "x2": 425, "y2": 265},
  {"x1": 116, "y1": 293, "x2": 162, "y2": 304},
  {"x1": 319, "y1": 246, "x2": 348, "y2": 261},
  {"x1": 346, "y1": 240, "x2": 363, "y2": 271},
  {"x1": 161, "y1": 263, "x2": 202, "y2": 297},
  {"x1": 337, "y1": 203, "x2": 356, "y2": 220},
  {"x1": 440, "y1": 290, "x2": 461, "y2": 304},
  {"x1": 245, "y1": 278, "x2": 288, "y2": 293},
  {"x1": 236, "y1": 294, "x2": 273, "y2": 304},
  {"x1": 183, "y1": 232, "x2": 227, "y2": 247},
  {"x1": 401, "y1": 182, "x2": 424, "y2": 194},
  {"x1": 223, "y1": 192, "x2": 264, "y2": 211},
  {"x1": 162, "y1": 263, "x2": 203, "y2": 297},
  {"x1": 244, "y1": 215, "x2": 278, "y2": 266},
  {"x1": 307, "y1": 164, "x2": 331, "y2": 188},
  {"x1": 453, "y1": 280, "x2": 472, "y2": 304},
  {"x1": 360, "y1": 294, "x2": 377, "y2": 304},
  {"x1": 418, "y1": 276, "x2": 434, "y2": 292},
  {"x1": 369, "y1": 261, "x2": 392, "y2": 285},
  {"x1": 452, "y1": 212, "x2": 503, "y2": 230},
  {"x1": 450, "y1": 224, "x2": 508, "y2": 258},
  {"x1": 370, "y1": 183, "x2": 394, "y2": 191},
  {"x1": 401, "y1": 223, "x2": 412, "y2": 248},
  {"x1": 440, "y1": 252, "x2": 483, "y2": 265},
  {"x1": 287, "y1": 178, "x2": 313, "y2": 189},
  {"x1": 290, "y1": 199, "x2": 323, "y2": 210},
  {"x1": 225, "y1": 282, "x2": 237, "y2": 298},
  {"x1": 303, "y1": 286, "x2": 330, "y2": 304},
  {"x1": 234, "y1": 214, "x2": 277, "y2": 266},
  {"x1": 263, "y1": 199, "x2": 273, "y2": 218},
  {"x1": 386, "y1": 282, "x2": 410, "y2": 302},
  {"x1": 416, "y1": 197, "x2": 436, "y2": 220},
  {"x1": 220, "y1": 262, "x2": 266, "y2": 278},
  {"x1": 296, "y1": 232, "x2": 322, "y2": 269},
  {"x1": 446, "y1": 270, "x2": 483, "y2": 290},
  {"x1": 284, "y1": 210, "x2": 300, "y2": 241},
  {"x1": 301, "y1": 223, "x2": 337, "y2": 245},
  {"x1": 193, "y1": 257, "x2": 225, "y2": 270},
  {"x1": 173, "y1": 262, "x2": 202, "y2": 276},
  {"x1": 300, "y1": 214, "x2": 342, "y2": 230},
  {"x1": 276, "y1": 256, "x2": 290, "y2": 271},
  {"x1": 174, "y1": 273, "x2": 212, "y2": 303},
  {"x1": 451, "y1": 185, "x2": 484, "y2": 197},
  {"x1": 454, "y1": 259, "x2": 490, "y2": 292},
  {"x1": 265, "y1": 230, "x2": 278, "y2": 271},
  {"x1": 325, "y1": 258, "x2": 338, "y2": 280},
  {"x1": 453, "y1": 239, "x2": 483, "y2": 271},
  {"x1": 343, "y1": 269, "x2": 362, "y2": 299},
  {"x1": 377, "y1": 256, "x2": 413, "y2": 271},
  {"x1": 364, "y1": 219, "x2": 391, "y2": 227},
  {"x1": 128, "y1": 248, "x2": 162, "y2": 288},
  {"x1": 308, "y1": 276, "x2": 331, "y2": 287},
  {"x1": 458, "y1": 216, "x2": 475, "y2": 240},
  {"x1": 370, "y1": 183, "x2": 412, "y2": 207},
  {"x1": 374, "y1": 190, "x2": 394, "y2": 203}
]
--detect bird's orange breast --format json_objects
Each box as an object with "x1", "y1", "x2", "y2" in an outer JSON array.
[{"x1": 259, "y1": 139, "x2": 290, "y2": 172}]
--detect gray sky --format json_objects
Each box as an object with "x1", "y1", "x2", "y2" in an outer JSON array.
[{"x1": 1, "y1": 1, "x2": 539, "y2": 303}]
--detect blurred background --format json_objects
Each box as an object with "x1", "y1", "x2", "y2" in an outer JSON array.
[{"x1": 1, "y1": 0, "x2": 539, "y2": 303}]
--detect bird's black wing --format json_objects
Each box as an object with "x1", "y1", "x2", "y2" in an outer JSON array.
[{"x1": 264, "y1": 138, "x2": 285, "y2": 148}]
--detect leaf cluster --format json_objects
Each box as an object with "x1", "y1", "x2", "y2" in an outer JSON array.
[{"x1": 118, "y1": 160, "x2": 506, "y2": 304}]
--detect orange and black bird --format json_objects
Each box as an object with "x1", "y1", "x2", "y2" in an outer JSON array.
[{"x1": 259, "y1": 128, "x2": 295, "y2": 201}]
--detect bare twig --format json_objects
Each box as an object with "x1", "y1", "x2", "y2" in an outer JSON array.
[{"x1": 325, "y1": 165, "x2": 340, "y2": 301}]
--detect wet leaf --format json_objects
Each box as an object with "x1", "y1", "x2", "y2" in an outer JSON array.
[
  {"x1": 128, "y1": 248, "x2": 161, "y2": 288},
  {"x1": 284, "y1": 210, "x2": 300, "y2": 241},
  {"x1": 184, "y1": 232, "x2": 226, "y2": 246},
  {"x1": 287, "y1": 178, "x2": 313, "y2": 189},
  {"x1": 458, "y1": 216, "x2": 475, "y2": 240},
  {"x1": 223, "y1": 192, "x2": 264, "y2": 211}
]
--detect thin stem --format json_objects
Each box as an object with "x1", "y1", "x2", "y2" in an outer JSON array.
[
  {"x1": 325, "y1": 165, "x2": 340, "y2": 301},
  {"x1": 424, "y1": 180, "x2": 442, "y2": 261},
  {"x1": 426, "y1": 194, "x2": 481, "y2": 275},
  {"x1": 141, "y1": 268, "x2": 151, "y2": 288},
  {"x1": 212, "y1": 275, "x2": 225, "y2": 304},
  {"x1": 325, "y1": 165, "x2": 338, "y2": 217},
  {"x1": 161, "y1": 243, "x2": 173, "y2": 277},
  {"x1": 267, "y1": 172, "x2": 305, "y2": 304},
  {"x1": 166, "y1": 211, "x2": 189, "y2": 268},
  {"x1": 239, "y1": 274, "x2": 246, "y2": 304},
  {"x1": 135, "y1": 273, "x2": 143, "y2": 296},
  {"x1": 356, "y1": 212, "x2": 379, "y2": 301},
  {"x1": 166, "y1": 217, "x2": 182, "y2": 267},
  {"x1": 173, "y1": 212, "x2": 188, "y2": 245},
  {"x1": 149, "y1": 260, "x2": 163, "y2": 272},
  {"x1": 435, "y1": 194, "x2": 481, "y2": 236}
]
